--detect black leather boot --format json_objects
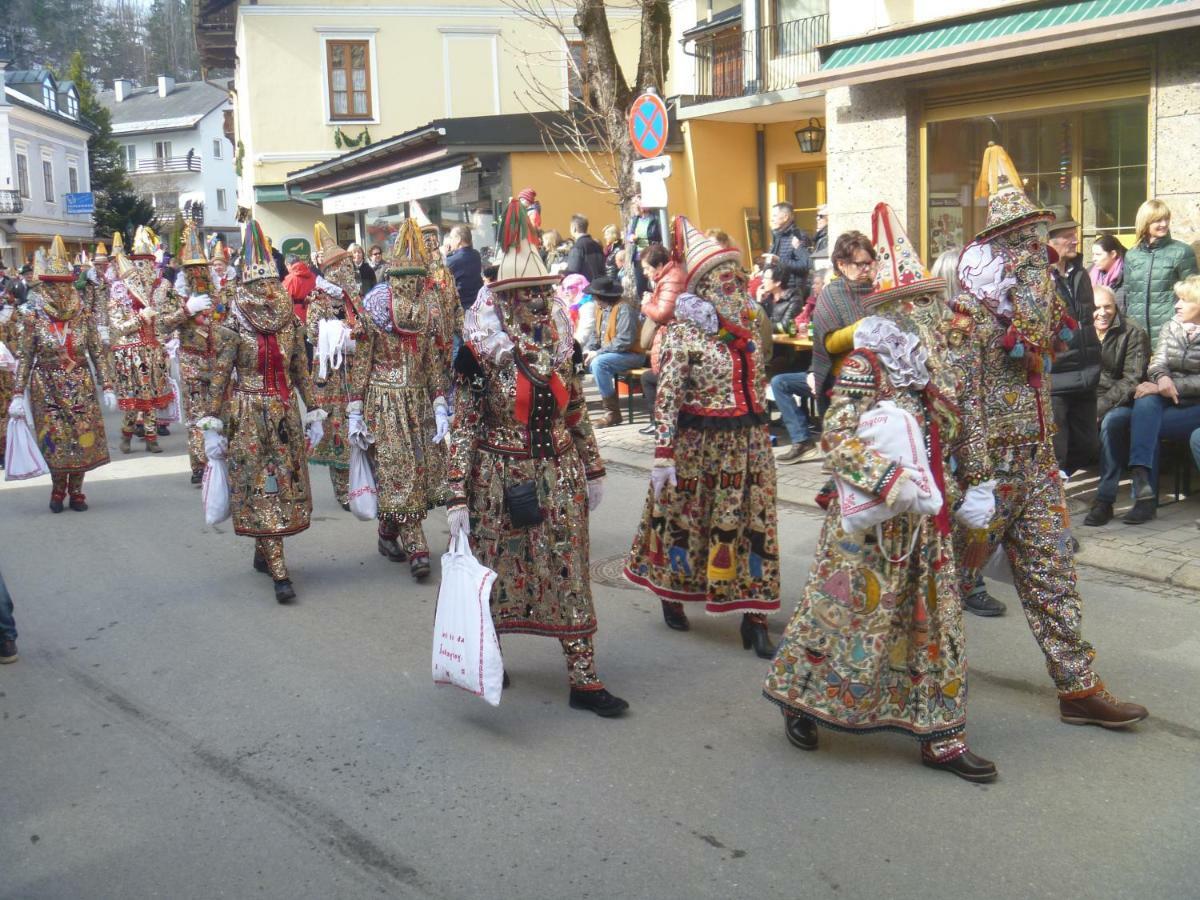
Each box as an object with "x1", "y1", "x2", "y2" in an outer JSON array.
[
  {"x1": 660, "y1": 599, "x2": 689, "y2": 631},
  {"x1": 1123, "y1": 470, "x2": 1157, "y2": 524},
  {"x1": 273, "y1": 579, "x2": 296, "y2": 604},
  {"x1": 1083, "y1": 500, "x2": 1113, "y2": 526},
  {"x1": 740, "y1": 614, "x2": 777, "y2": 659},
  {"x1": 783, "y1": 712, "x2": 818, "y2": 751},
  {"x1": 569, "y1": 687, "x2": 629, "y2": 717}
]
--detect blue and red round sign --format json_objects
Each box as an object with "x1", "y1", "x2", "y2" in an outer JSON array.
[{"x1": 628, "y1": 91, "x2": 669, "y2": 159}]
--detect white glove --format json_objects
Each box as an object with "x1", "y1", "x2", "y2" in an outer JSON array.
[
  {"x1": 587, "y1": 477, "x2": 604, "y2": 511},
  {"x1": 885, "y1": 472, "x2": 921, "y2": 513},
  {"x1": 306, "y1": 418, "x2": 324, "y2": 450},
  {"x1": 185, "y1": 294, "x2": 213, "y2": 316},
  {"x1": 316, "y1": 275, "x2": 344, "y2": 299},
  {"x1": 195, "y1": 416, "x2": 223, "y2": 434},
  {"x1": 203, "y1": 429, "x2": 227, "y2": 460},
  {"x1": 102, "y1": 390, "x2": 117, "y2": 411},
  {"x1": 0, "y1": 305, "x2": 12, "y2": 324},
  {"x1": 448, "y1": 504, "x2": 471, "y2": 540},
  {"x1": 650, "y1": 464, "x2": 677, "y2": 500},
  {"x1": 432, "y1": 403, "x2": 450, "y2": 444},
  {"x1": 955, "y1": 479, "x2": 997, "y2": 529},
  {"x1": 7, "y1": 395, "x2": 25, "y2": 419}
]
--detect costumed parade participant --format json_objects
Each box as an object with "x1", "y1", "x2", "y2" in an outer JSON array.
[
  {"x1": 159, "y1": 221, "x2": 229, "y2": 485},
  {"x1": 950, "y1": 144, "x2": 1147, "y2": 728},
  {"x1": 347, "y1": 218, "x2": 448, "y2": 579},
  {"x1": 80, "y1": 242, "x2": 111, "y2": 345},
  {"x1": 8, "y1": 236, "x2": 117, "y2": 511},
  {"x1": 108, "y1": 226, "x2": 176, "y2": 454},
  {"x1": 307, "y1": 222, "x2": 357, "y2": 509},
  {"x1": 762, "y1": 204, "x2": 997, "y2": 782},
  {"x1": 197, "y1": 220, "x2": 325, "y2": 604},
  {"x1": 0, "y1": 289, "x2": 17, "y2": 462},
  {"x1": 623, "y1": 217, "x2": 781, "y2": 658},
  {"x1": 446, "y1": 198, "x2": 627, "y2": 717},
  {"x1": 411, "y1": 201, "x2": 464, "y2": 375}
]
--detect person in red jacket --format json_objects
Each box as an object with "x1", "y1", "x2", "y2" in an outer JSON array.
[{"x1": 637, "y1": 244, "x2": 686, "y2": 434}]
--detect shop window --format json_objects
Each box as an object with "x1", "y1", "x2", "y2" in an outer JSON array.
[
  {"x1": 1082, "y1": 104, "x2": 1148, "y2": 237},
  {"x1": 327, "y1": 40, "x2": 372, "y2": 120}
]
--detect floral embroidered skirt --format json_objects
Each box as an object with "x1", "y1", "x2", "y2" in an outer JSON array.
[
  {"x1": 464, "y1": 447, "x2": 597, "y2": 639},
  {"x1": 364, "y1": 380, "x2": 444, "y2": 519},
  {"x1": 226, "y1": 390, "x2": 312, "y2": 537},
  {"x1": 29, "y1": 365, "x2": 109, "y2": 473},
  {"x1": 624, "y1": 421, "x2": 780, "y2": 615},
  {"x1": 112, "y1": 341, "x2": 173, "y2": 411},
  {"x1": 762, "y1": 504, "x2": 967, "y2": 740}
]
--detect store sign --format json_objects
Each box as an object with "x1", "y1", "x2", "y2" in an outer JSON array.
[
  {"x1": 65, "y1": 192, "x2": 94, "y2": 214},
  {"x1": 321, "y1": 166, "x2": 463, "y2": 216}
]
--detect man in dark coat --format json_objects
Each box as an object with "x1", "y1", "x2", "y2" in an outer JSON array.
[
  {"x1": 565, "y1": 214, "x2": 606, "y2": 282},
  {"x1": 445, "y1": 224, "x2": 484, "y2": 310},
  {"x1": 762, "y1": 201, "x2": 811, "y2": 292},
  {"x1": 1047, "y1": 210, "x2": 1101, "y2": 475}
]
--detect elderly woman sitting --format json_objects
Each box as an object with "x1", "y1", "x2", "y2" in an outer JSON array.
[
  {"x1": 1083, "y1": 285, "x2": 1151, "y2": 525},
  {"x1": 1108, "y1": 275, "x2": 1200, "y2": 525}
]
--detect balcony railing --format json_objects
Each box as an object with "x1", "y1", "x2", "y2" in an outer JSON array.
[
  {"x1": 131, "y1": 156, "x2": 202, "y2": 175},
  {"x1": 0, "y1": 190, "x2": 22, "y2": 215},
  {"x1": 693, "y1": 14, "x2": 828, "y2": 101}
]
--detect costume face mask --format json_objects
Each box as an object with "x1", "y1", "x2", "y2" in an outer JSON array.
[
  {"x1": 41, "y1": 281, "x2": 81, "y2": 321},
  {"x1": 695, "y1": 260, "x2": 752, "y2": 327}
]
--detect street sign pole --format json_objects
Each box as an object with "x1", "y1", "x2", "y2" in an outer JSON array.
[{"x1": 627, "y1": 88, "x2": 673, "y2": 253}]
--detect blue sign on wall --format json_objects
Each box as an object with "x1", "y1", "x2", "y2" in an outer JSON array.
[{"x1": 65, "y1": 192, "x2": 95, "y2": 215}]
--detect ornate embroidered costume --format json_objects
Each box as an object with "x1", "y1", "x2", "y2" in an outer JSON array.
[
  {"x1": 445, "y1": 199, "x2": 627, "y2": 717},
  {"x1": 348, "y1": 218, "x2": 448, "y2": 577},
  {"x1": 11, "y1": 236, "x2": 115, "y2": 511},
  {"x1": 624, "y1": 217, "x2": 781, "y2": 654}
]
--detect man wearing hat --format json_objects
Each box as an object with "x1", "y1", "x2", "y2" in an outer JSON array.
[
  {"x1": 583, "y1": 274, "x2": 644, "y2": 428},
  {"x1": 1046, "y1": 207, "x2": 1101, "y2": 477},
  {"x1": 12, "y1": 264, "x2": 32, "y2": 306}
]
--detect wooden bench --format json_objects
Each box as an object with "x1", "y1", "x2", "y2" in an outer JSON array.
[{"x1": 614, "y1": 367, "x2": 650, "y2": 425}]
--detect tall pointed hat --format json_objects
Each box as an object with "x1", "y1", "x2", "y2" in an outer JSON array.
[
  {"x1": 179, "y1": 220, "x2": 209, "y2": 267},
  {"x1": 409, "y1": 200, "x2": 439, "y2": 241},
  {"x1": 131, "y1": 225, "x2": 158, "y2": 260},
  {"x1": 675, "y1": 215, "x2": 740, "y2": 292},
  {"x1": 240, "y1": 219, "x2": 277, "y2": 283},
  {"x1": 863, "y1": 202, "x2": 944, "y2": 308},
  {"x1": 973, "y1": 142, "x2": 1054, "y2": 243},
  {"x1": 313, "y1": 221, "x2": 350, "y2": 267},
  {"x1": 110, "y1": 231, "x2": 125, "y2": 258},
  {"x1": 93, "y1": 241, "x2": 109, "y2": 262},
  {"x1": 33, "y1": 235, "x2": 75, "y2": 282},
  {"x1": 387, "y1": 216, "x2": 429, "y2": 275},
  {"x1": 492, "y1": 198, "x2": 557, "y2": 291}
]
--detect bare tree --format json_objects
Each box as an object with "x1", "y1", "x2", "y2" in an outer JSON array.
[{"x1": 499, "y1": 0, "x2": 670, "y2": 218}]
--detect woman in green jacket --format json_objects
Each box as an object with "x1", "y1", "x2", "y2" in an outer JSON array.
[{"x1": 1124, "y1": 199, "x2": 1199, "y2": 346}]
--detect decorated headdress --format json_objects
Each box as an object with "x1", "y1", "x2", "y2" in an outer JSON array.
[
  {"x1": 387, "y1": 217, "x2": 429, "y2": 276},
  {"x1": 111, "y1": 231, "x2": 125, "y2": 258},
  {"x1": 862, "y1": 202, "x2": 944, "y2": 309},
  {"x1": 492, "y1": 198, "x2": 557, "y2": 292},
  {"x1": 93, "y1": 241, "x2": 109, "y2": 262},
  {"x1": 210, "y1": 236, "x2": 228, "y2": 263},
  {"x1": 973, "y1": 142, "x2": 1054, "y2": 243},
  {"x1": 131, "y1": 225, "x2": 158, "y2": 260},
  {"x1": 409, "y1": 200, "x2": 439, "y2": 241},
  {"x1": 313, "y1": 221, "x2": 350, "y2": 267},
  {"x1": 240, "y1": 219, "x2": 277, "y2": 283},
  {"x1": 33, "y1": 235, "x2": 74, "y2": 283},
  {"x1": 179, "y1": 220, "x2": 209, "y2": 267},
  {"x1": 675, "y1": 215, "x2": 740, "y2": 292}
]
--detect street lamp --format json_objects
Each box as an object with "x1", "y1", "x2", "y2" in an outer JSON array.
[{"x1": 795, "y1": 118, "x2": 825, "y2": 154}]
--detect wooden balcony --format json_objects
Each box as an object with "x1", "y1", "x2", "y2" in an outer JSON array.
[{"x1": 131, "y1": 156, "x2": 202, "y2": 175}]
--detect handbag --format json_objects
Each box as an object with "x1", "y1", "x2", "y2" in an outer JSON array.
[
  {"x1": 432, "y1": 534, "x2": 503, "y2": 706},
  {"x1": 4, "y1": 413, "x2": 49, "y2": 481},
  {"x1": 504, "y1": 480, "x2": 544, "y2": 528}
]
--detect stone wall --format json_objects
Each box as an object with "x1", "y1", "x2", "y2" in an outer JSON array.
[
  {"x1": 1152, "y1": 30, "x2": 1200, "y2": 245},
  {"x1": 823, "y1": 81, "x2": 920, "y2": 249}
]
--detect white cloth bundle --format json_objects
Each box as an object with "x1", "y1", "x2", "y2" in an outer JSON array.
[
  {"x1": 5, "y1": 409, "x2": 49, "y2": 481},
  {"x1": 316, "y1": 318, "x2": 351, "y2": 381},
  {"x1": 348, "y1": 441, "x2": 378, "y2": 522},
  {"x1": 201, "y1": 429, "x2": 230, "y2": 525},
  {"x1": 432, "y1": 534, "x2": 503, "y2": 706},
  {"x1": 0, "y1": 341, "x2": 16, "y2": 374}
]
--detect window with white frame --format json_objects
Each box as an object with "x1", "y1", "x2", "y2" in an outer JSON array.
[
  {"x1": 42, "y1": 159, "x2": 55, "y2": 203},
  {"x1": 15, "y1": 152, "x2": 30, "y2": 199},
  {"x1": 212, "y1": 139, "x2": 222, "y2": 159},
  {"x1": 154, "y1": 141, "x2": 172, "y2": 161},
  {"x1": 66, "y1": 92, "x2": 78, "y2": 118},
  {"x1": 68, "y1": 166, "x2": 79, "y2": 194},
  {"x1": 326, "y1": 40, "x2": 372, "y2": 119},
  {"x1": 123, "y1": 144, "x2": 137, "y2": 170},
  {"x1": 216, "y1": 188, "x2": 227, "y2": 211},
  {"x1": 42, "y1": 79, "x2": 56, "y2": 111}
]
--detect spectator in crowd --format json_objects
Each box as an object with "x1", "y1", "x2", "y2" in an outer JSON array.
[
  {"x1": 1090, "y1": 233, "x2": 1126, "y2": 308},
  {"x1": 12, "y1": 265, "x2": 31, "y2": 305},
  {"x1": 271, "y1": 242, "x2": 287, "y2": 279},
  {"x1": 813, "y1": 205, "x2": 829, "y2": 253},
  {"x1": 0, "y1": 567, "x2": 16, "y2": 663},
  {"x1": 481, "y1": 263, "x2": 498, "y2": 285},
  {"x1": 602, "y1": 224, "x2": 623, "y2": 280},
  {"x1": 159, "y1": 252, "x2": 177, "y2": 287},
  {"x1": 770, "y1": 365, "x2": 820, "y2": 464},
  {"x1": 638, "y1": 244, "x2": 684, "y2": 436},
  {"x1": 566, "y1": 214, "x2": 606, "y2": 281},
  {"x1": 558, "y1": 273, "x2": 594, "y2": 347},
  {"x1": 1047, "y1": 210, "x2": 1101, "y2": 476},
  {"x1": 584, "y1": 274, "x2": 644, "y2": 428},
  {"x1": 1118, "y1": 274, "x2": 1200, "y2": 524},
  {"x1": 1083, "y1": 284, "x2": 1151, "y2": 526},
  {"x1": 794, "y1": 253, "x2": 831, "y2": 328},
  {"x1": 1124, "y1": 198, "x2": 1199, "y2": 346},
  {"x1": 541, "y1": 229, "x2": 570, "y2": 274},
  {"x1": 809, "y1": 231, "x2": 876, "y2": 404},
  {"x1": 369, "y1": 244, "x2": 386, "y2": 282},
  {"x1": 626, "y1": 195, "x2": 662, "y2": 295},
  {"x1": 350, "y1": 242, "x2": 376, "y2": 294},
  {"x1": 446, "y1": 224, "x2": 483, "y2": 310},
  {"x1": 930, "y1": 247, "x2": 961, "y2": 302},
  {"x1": 757, "y1": 265, "x2": 804, "y2": 330},
  {"x1": 762, "y1": 201, "x2": 811, "y2": 293}
]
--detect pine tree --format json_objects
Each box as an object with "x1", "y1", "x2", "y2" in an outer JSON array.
[{"x1": 63, "y1": 51, "x2": 158, "y2": 238}]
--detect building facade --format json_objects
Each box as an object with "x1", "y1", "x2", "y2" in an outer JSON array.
[
  {"x1": 97, "y1": 77, "x2": 240, "y2": 247},
  {"x1": 0, "y1": 66, "x2": 93, "y2": 267}
]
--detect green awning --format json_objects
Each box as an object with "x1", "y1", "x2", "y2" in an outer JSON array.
[
  {"x1": 824, "y1": 0, "x2": 1192, "y2": 69},
  {"x1": 254, "y1": 184, "x2": 328, "y2": 204}
]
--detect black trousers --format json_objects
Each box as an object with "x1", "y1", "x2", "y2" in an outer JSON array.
[
  {"x1": 1051, "y1": 391, "x2": 1100, "y2": 475},
  {"x1": 640, "y1": 369, "x2": 658, "y2": 409}
]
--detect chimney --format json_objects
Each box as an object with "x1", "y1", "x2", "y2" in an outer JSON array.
[
  {"x1": 157, "y1": 75, "x2": 175, "y2": 98},
  {"x1": 113, "y1": 78, "x2": 132, "y2": 102}
]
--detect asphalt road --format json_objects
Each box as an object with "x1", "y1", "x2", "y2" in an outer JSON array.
[{"x1": 1, "y1": 418, "x2": 1197, "y2": 899}]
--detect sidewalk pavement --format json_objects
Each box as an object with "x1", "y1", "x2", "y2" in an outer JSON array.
[{"x1": 589, "y1": 389, "x2": 1200, "y2": 589}]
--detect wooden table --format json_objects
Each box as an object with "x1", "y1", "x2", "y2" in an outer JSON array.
[{"x1": 771, "y1": 334, "x2": 813, "y2": 351}]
